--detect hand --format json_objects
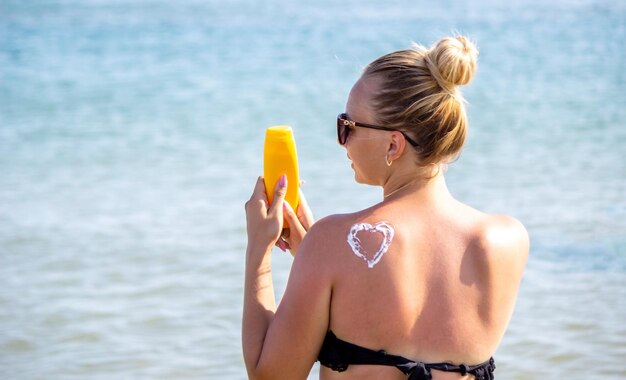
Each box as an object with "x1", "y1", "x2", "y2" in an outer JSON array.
[
  {"x1": 245, "y1": 175, "x2": 287, "y2": 250},
  {"x1": 277, "y1": 187, "x2": 314, "y2": 256}
]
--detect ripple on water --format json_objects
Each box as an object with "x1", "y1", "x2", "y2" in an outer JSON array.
[{"x1": 2, "y1": 338, "x2": 36, "y2": 354}]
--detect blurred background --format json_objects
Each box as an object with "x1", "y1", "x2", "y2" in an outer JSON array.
[{"x1": 1, "y1": 0, "x2": 624, "y2": 379}]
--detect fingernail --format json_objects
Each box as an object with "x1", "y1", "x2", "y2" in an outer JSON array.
[
  {"x1": 277, "y1": 240, "x2": 286, "y2": 251},
  {"x1": 278, "y1": 174, "x2": 287, "y2": 188}
]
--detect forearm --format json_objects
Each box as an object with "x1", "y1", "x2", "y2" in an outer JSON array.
[{"x1": 242, "y1": 244, "x2": 276, "y2": 376}]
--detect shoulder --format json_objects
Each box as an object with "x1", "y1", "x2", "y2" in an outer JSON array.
[
  {"x1": 299, "y1": 213, "x2": 353, "y2": 250},
  {"x1": 474, "y1": 214, "x2": 529, "y2": 268},
  {"x1": 288, "y1": 214, "x2": 355, "y2": 283},
  {"x1": 480, "y1": 214, "x2": 529, "y2": 250},
  {"x1": 294, "y1": 212, "x2": 362, "y2": 263}
]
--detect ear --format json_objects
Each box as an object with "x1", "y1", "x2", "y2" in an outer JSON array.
[{"x1": 387, "y1": 131, "x2": 406, "y2": 162}]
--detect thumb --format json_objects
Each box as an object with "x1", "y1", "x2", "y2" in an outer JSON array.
[{"x1": 269, "y1": 174, "x2": 287, "y2": 217}]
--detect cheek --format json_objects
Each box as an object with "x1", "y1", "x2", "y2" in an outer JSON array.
[
  {"x1": 345, "y1": 141, "x2": 364, "y2": 164},
  {"x1": 347, "y1": 137, "x2": 380, "y2": 164},
  {"x1": 346, "y1": 141, "x2": 384, "y2": 181}
]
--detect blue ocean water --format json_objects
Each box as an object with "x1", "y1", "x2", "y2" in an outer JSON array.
[{"x1": 1, "y1": 0, "x2": 624, "y2": 379}]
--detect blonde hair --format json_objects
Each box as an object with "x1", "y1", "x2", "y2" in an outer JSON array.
[{"x1": 363, "y1": 35, "x2": 478, "y2": 166}]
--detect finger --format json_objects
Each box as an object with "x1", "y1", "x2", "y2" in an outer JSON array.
[
  {"x1": 252, "y1": 176, "x2": 268, "y2": 202},
  {"x1": 268, "y1": 174, "x2": 287, "y2": 217},
  {"x1": 276, "y1": 238, "x2": 287, "y2": 252},
  {"x1": 245, "y1": 199, "x2": 268, "y2": 217},
  {"x1": 246, "y1": 177, "x2": 268, "y2": 216},
  {"x1": 279, "y1": 236, "x2": 291, "y2": 250},
  {"x1": 296, "y1": 188, "x2": 314, "y2": 229},
  {"x1": 297, "y1": 188, "x2": 309, "y2": 208},
  {"x1": 283, "y1": 201, "x2": 303, "y2": 232},
  {"x1": 248, "y1": 176, "x2": 269, "y2": 210},
  {"x1": 284, "y1": 202, "x2": 307, "y2": 243}
]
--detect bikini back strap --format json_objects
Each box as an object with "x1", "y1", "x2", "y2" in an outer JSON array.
[
  {"x1": 426, "y1": 357, "x2": 496, "y2": 380},
  {"x1": 318, "y1": 331, "x2": 496, "y2": 380},
  {"x1": 318, "y1": 330, "x2": 412, "y2": 372}
]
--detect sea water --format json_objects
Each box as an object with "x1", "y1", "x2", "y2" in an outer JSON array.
[{"x1": 1, "y1": 0, "x2": 624, "y2": 379}]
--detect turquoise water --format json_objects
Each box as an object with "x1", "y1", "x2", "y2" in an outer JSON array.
[{"x1": 1, "y1": 0, "x2": 625, "y2": 379}]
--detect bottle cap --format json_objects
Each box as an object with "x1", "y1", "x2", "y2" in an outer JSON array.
[{"x1": 265, "y1": 125, "x2": 293, "y2": 140}]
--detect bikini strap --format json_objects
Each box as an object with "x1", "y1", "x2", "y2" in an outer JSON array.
[
  {"x1": 318, "y1": 331, "x2": 496, "y2": 380},
  {"x1": 318, "y1": 330, "x2": 412, "y2": 372},
  {"x1": 426, "y1": 357, "x2": 496, "y2": 380}
]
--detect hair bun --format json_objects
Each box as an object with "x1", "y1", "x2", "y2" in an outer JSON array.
[{"x1": 426, "y1": 35, "x2": 478, "y2": 89}]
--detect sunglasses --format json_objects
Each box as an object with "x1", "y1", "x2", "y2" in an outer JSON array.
[{"x1": 336, "y1": 113, "x2": 419, "y2": 147}]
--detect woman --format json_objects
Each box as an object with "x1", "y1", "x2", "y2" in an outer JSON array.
[{"x1": 243, "y1": 36, "x2": 529, "y2": 380}]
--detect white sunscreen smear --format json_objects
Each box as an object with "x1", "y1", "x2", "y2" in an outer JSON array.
[{"x1": 346, "y1": 221, "x2": 395, "y2": 269}]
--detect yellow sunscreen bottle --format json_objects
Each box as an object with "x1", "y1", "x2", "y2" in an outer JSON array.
[{"x1": 263, "y1": 126, "x2": 300, "y2": 220}]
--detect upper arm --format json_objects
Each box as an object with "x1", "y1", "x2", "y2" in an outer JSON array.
[
  {"x1": 484, "y1": 215, "x2": 530, "y2": 271},
  {"x1": 480, "y1": 215, "x2": 530, "y2": 309},
  {"x1": 254, "y1": 218, "x2": 336, "y2": 379}
]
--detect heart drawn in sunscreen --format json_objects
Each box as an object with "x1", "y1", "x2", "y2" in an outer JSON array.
[{"x1": 347, "y1": 222, "x2": 395, "y2": 269}]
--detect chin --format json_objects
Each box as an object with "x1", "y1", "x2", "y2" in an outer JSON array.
[
  {"x1": 353, "y1": 171, "x2": 367, "y2": 185},
  {"x1": 351, "y1": 166, "x2": 361, "y2": 183},
  {"x1": 351, "y1": 164, "x2": 371, "y2": 185}
]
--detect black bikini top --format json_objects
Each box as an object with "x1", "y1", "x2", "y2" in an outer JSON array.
[{"x1": 318, "y1": 330, "x2": 496, "y2": 380}]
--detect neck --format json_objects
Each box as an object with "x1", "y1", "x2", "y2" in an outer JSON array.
[{"x1": 382, "y1": 166, "x2": 450, "y2": 203}]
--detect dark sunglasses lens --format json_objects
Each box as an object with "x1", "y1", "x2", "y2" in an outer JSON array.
[{"x1": 337, "y1": 117, "x2": 348, "y2": 145}]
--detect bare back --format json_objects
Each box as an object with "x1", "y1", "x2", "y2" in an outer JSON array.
[{"x1": 315, "y1": 193, "x2": 528, "y2": 380}]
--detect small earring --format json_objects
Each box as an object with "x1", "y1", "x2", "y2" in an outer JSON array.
[{"x1": 385, "y1": 155, "x2": 393, "y2": 167}]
